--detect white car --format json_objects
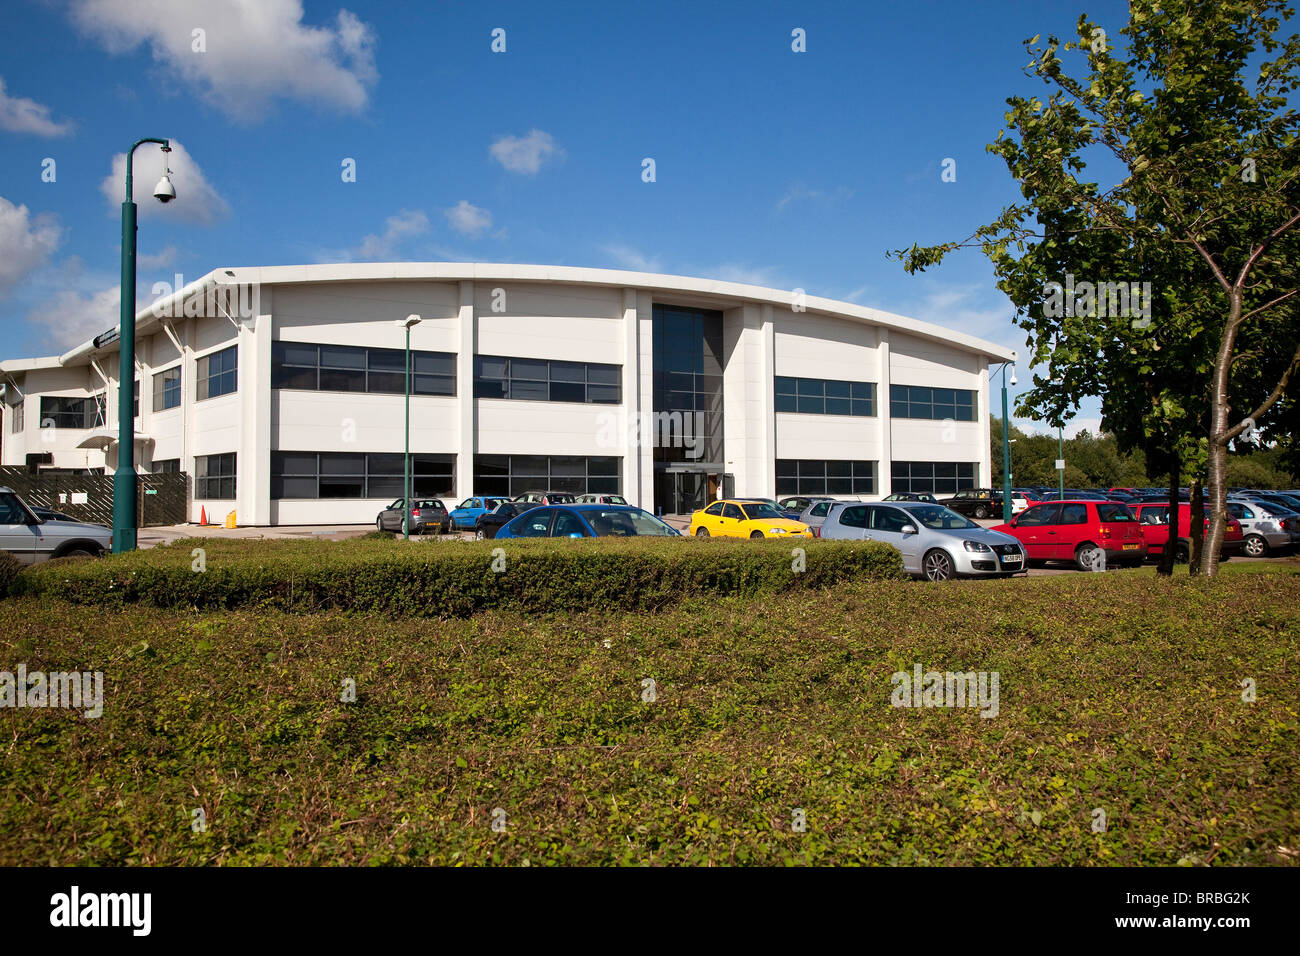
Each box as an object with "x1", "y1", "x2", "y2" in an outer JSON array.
[{"x1": 0, "y1": 486, "x2": 113, "y2": 562}]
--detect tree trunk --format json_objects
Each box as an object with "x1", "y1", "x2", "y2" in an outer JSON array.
[
  {"x1": 1157, "y1": 454, "x2": 1179, "y2": 577},
  {"x1": 1203, "y1": 292, "x2": 1243, "y2": 577},
  {"x1": 1189, "y1": 480, "x2": 1205, "y2": 575}
]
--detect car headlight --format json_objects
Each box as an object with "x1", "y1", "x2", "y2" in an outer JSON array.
[
  {"x1": 962, "y1": 540, "x2": 992, "y2": 552},
  {"x1": 768, "y1": 527, "x2": 788, "y2": 534}
]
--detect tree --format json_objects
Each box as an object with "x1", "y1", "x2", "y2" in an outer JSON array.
[{"x1": 894, "y1": 0, "x2": 1300, "y2": 577}]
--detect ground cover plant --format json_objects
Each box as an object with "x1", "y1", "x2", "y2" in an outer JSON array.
[{"x1": 2, "y1": 560, "x2": 1296, "y2": 866}]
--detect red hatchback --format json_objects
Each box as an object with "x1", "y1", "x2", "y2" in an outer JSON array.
[
  {"x1": 992, "y1": 500, "x2": 1147, "y2": 570},
  {"x1": 1132, "y1": 501, "x2": 1244, "y2": 562}
]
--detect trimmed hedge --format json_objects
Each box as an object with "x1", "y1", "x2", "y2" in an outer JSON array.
[{"x1": 14, "y1": 536, "x2": 904, "y2": 616}]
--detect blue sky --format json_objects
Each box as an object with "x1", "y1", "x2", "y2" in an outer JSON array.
[{"x1": 0, "y1": 0, "x2": 1140, "y2": 435}]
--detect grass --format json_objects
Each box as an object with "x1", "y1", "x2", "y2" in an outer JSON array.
[{"x1": 2, "y1": 561, "x2": 1297, "y2": 866}]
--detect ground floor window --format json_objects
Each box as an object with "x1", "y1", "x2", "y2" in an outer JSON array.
[
  {"x1": 152, "y1": 459, "x2": 180, "y2": 473},
  {"x1": 474, "y1": 455, "x2": 620, "y2": 497},
  {"x1": 271, "y1": 451, "x2": 454, "y2": 499},
  {"x1": 776, "y1": 459, "x2": 876, "y2": 496},
  {"x1": 891, "y1": 461, "x2": 977, "y2": 496},
  {"x1": 196, "y1": 452, "x2": 237, "y2": 499}
]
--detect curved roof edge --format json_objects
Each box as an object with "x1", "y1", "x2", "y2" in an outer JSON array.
[{"x1": 52, "y1": 262, "x2": 1017, "y2": 367}]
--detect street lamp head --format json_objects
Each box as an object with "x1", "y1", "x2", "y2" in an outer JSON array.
[{"x1": 398, "y1": 314, "x2": 423, "y2": 328}]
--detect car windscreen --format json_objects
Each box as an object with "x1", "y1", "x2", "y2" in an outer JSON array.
[
  {"x1": 1096, "y1": 504, "x2": 1135, "y2": 522},
  {"x1": 739, "y1": 503, "x2": 785, "y2": 520},
  {"x1": 416, "y1": 500, "x2": 445, "y2": 510},
  {"x1": 906, "y1": 505, "x2": 977, "y2": 530},
  {"x1": 604, "y1": 495, "x2": 628, "y2": 505},
  {"x1": 585, "y1": 509, "x2": 676, "y2": 536},
  {"x1": 549, "y1": 494, "x2": 576, "y2": 503}
]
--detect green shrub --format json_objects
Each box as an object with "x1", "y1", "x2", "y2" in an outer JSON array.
[
  {"x1": 16, "y1": 537, "x2": 904, "y2": 617},
  {"x1": 0, "y1": 550, "x2": 21, "y2": 598}
]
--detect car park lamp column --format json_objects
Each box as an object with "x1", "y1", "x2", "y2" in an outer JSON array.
[
  {"x1": 398, "y1": 314, "x2": 423, "y2": 540},
  {"x1": 114, "y1": 138, "x2": 175, "y2": 554},
  {"x1": 995, "y1": 355, "x2": 1018, "y2": 524}
]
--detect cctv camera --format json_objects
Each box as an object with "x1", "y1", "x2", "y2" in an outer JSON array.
[
  {"x1": 1009, "y1": 372, "x2": 1018, "y2": 387},
  {"x1": 153, "y1": 175, "x2": 176, "y2": 203}
]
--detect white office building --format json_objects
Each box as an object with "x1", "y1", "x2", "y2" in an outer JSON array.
[{"x1": 0, "y1": 263, "x2": 1013, "y2": 524}]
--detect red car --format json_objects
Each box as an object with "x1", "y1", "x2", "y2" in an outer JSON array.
[
  {"x1": 1132, "y1": 501, "x2": 1244, "y2": 562},
  {"x1": 992, "y1": 499, "x2": 1147, "y2": 570}
]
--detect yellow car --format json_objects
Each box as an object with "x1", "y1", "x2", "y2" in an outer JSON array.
[{"x1": 688, "y1": 499, "x2": 813, "y2": 539}]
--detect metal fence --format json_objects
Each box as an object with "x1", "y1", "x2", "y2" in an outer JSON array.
[{"x1": 0, "y1": 468, "x2": 190, "y2": 526}]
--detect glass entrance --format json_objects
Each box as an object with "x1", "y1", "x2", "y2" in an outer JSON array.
[{"x1": 655, "y1": 470, "x2": 709, "y2": 516}]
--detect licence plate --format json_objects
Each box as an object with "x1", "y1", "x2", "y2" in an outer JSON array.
[
  {"x1": 1000, "y1": 554, "x2": 1021, "y2": 564},
  {"x1": 1122, "y1": 543, "x2": 1139, "y2": 550}
]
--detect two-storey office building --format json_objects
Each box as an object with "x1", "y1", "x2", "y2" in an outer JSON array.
[{"x1": 0, "y1": 263, "x2": 1014, "y2": 524}]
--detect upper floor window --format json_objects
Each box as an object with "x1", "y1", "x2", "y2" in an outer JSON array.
[
  {"x1": 474, "y1": 356, "x2": 620, "y2": 404},
  {"x1": 39, "y1": 395, "x2": 105, "y2": 429},
  {"x1": 889, "y1": 385, "x2": 976, "y2": 421},
  {"x1": 775, "y1": 377, "x2": 875, "y2": 416},
  {"x1": 9, "y1": 399, "x2": 22, "y2": 434},
  {"x1": 153, "y1": 366, "x2": 181, "y2": 411},
  {"x1": 197, "y1": 345, "x2": 238, "y2": 401},
  {"x1": 272, "y1": 342, "x2": 456, "y2": 396}
]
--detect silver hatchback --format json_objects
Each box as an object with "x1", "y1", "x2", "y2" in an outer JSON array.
[
  {"x1": 0, "y1": 487, "x2": 112, "y2": 562},
  {"x1": 819, "y1": 500, "x2": 1026, "y2": 580}
]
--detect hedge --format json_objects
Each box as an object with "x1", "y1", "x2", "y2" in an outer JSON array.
[{"x1": 13, "y1": 536, "x2": 905, "y2": 616}]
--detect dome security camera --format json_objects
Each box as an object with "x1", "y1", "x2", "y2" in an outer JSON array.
[
  {"x1": 1010, "y1": 371, "x2": 1018, "y2": 387},
  {"x1": 153, "y1": 174, "x2": 176, "y2": 203}
]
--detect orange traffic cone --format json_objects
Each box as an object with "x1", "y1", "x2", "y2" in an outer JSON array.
[{"x1": 199, "y1": 506, "x2": 207, "y2": 526}]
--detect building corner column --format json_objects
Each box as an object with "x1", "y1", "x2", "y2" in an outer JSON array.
[
  {"x1": 878, "y1": 328, "x2": 892, "y2": 498},
  {"x1": 456, "y1": 281, "x2": 475, "y2": 502},
  {"x1": 240, "y1": 286, "x2": 272, "y2": 526}
]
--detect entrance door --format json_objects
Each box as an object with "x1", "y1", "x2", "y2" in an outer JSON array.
[{"x1": 655, "y1": 471, "x2": 709, "y2": 515}]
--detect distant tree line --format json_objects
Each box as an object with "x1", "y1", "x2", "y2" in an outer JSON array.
[{"x1": 990, "y1": 416, "x2": 1296, "y2": 490}]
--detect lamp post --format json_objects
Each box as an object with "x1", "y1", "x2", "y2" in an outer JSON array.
[
  {"x1": 999, "y1": 357, "x2": 1018, "y2": 523},
  {"x1": 398, "y1": 315, "x2": 423, "y2": 540},
  {"x1": 1058, "y1": 425, "x2": 1065, "y2": 498},
  {"x1": 113, "y1": 138, "x2": 176, "y2": 553}
]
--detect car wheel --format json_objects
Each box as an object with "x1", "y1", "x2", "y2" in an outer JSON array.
[
  {"x1": 750, "y1": 530, "x2": 764, "y2": 540},
  {"x1": 1075, "y1": 543, "x2": 1105, "y2": 572},
  {"x1": 376, "y1": 517, "x2": 384, "y2": 531},
  {"x1": 60, "y1": 547, "x2": 96, "y2": 558},
  {"x1": 1174, "y1": 542, "x2": 1190, "y2": 564},
  {"x1": 695, "y1": 527, "x2": 709, "y2": 537},
  {"x1": 1244, "y1": 534, "x2": 1267, "y2": 557},
  {"x1": 922, "y1": 549, "x2": 954, "y2": 581},
  {"x1": 974, "y1": 505, "x2": 989, "y2": 519},
  {"x1": 401, "y1": 519, "x2": 409, "y2": 535},
  {"x1": 475, "y1": 528, "x2": 486, "y2": 540}
]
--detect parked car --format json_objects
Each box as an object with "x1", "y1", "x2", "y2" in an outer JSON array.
[
  {"x1": 474, "y1": 500, "x2": 535, "y2": 539},
  {"x1": 882, "y1": 492, "x2": 937, "y2": 503},
  {"x1": 0, "y1": 486, "x2": 112, "y2": 562},
  {"x1": 1012, "y1": 487, "x2": 1044, "y2": 502},
  {"x1": 1131, "y1": 501, "x2": 1244, "y2": 562},
  {"x1": 375, "y1": 497, "x2": 449, "y2": 534},
  {"x1": 797, "y1": 498, "x2": 841, "y2": 534},
  {"x1": 778, "y1": 495, "x2": 837, "y2": 514},
  {"x1": 513, "y1": 491, "x2": 578, "y2": 505},
  {"x1": 688, "y1": 499, "x2": 812, "y2": 539},
  {"x1": 991, "y1": 500, "x2": 1147, "y2": 571},
  {"x1": 494, "y1": 504, "x2": 680, "y2": 538},
  {"x1": 575, "y1": 494, "x2": 629, "y2": 505},
  {"x1": 738, "y1": 497, "x2": 804, "y2": 521},
  {"x1": 819, "y1": 500, "x2": 1026, "y2": 581},
  {"x1": 1037, "y1": 489, "x2": 1109, "y2": 502},
  {"x1": 1226, "y1": 496, "x2": 1297, "y2": 556},
  {"x1": 448, "y1": 495, "x2": 511, "y2": 531},
  {"x1": 942, "y1": 489, "x2": 1027, "y2": 518}
]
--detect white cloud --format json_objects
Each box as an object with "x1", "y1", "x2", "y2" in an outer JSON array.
[
  {"x1": 775, "y1": 182, "x2": 854, "y2": 212},
  {"x1": 444, "y1": 200, "x2": 493, "y2": 239},
  {"x1": 0, "y1": 76, "x2": 73, "y2": 136},
  {"x1": 709, "y1": 263, "x2": 780, "y2": 287},
  {"x1": 358, "y1": 209, "x2": 429, "y2": 259},
  {"x1": 600, "y1": 244, "x2": 662, "y2": 273},
  {"x1": 30, "y1": 285, "x2": 122, "y2": 351},
  {"x1": 138, "y1": 244, "x2": 178, "y2": 269},
  {"x1": 490, "y1": 129, "x2": 561, "y2": 174},
  {"x1": 99, "y1": 140, "x2": 229, "y2": 225},
  {"x1": 68, "y1": 0, "x2": 378, "y2": 122},
  {"x1": 0, "y1": 196, "x2": 62, "y2": 298}
]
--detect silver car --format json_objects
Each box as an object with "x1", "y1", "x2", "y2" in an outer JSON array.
[
  {"x1": 0, "y1": 486, "x2": 112, "y2": 562},
  {"x1": 797, "y1": 498, "x2": 843, "y2": 533},
  {"x1": 819, "y1": 500, "x2": 1026, "y2": 581},
  {"x1": 1227, "y1": 497, "x2": 1295, "y2": 555}
]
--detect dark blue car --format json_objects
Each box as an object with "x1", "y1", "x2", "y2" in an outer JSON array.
[{"x1": 493, "y1": 504, "x2": 681, "y2": 538}]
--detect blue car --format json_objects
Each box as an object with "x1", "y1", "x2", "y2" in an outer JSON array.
[
  {"x1": 448, "y1": 495, "x2": 510, "y2": 530},
  {"x1": 494, "y1": 504, "x2": 681, "y2": 538}
]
